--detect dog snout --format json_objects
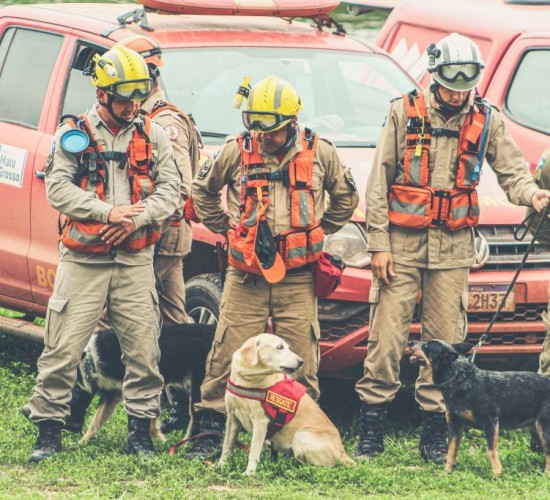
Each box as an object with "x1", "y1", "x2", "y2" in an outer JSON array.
[{"x1": 296, "y1": 357, "x2": 304, "y2": 369}]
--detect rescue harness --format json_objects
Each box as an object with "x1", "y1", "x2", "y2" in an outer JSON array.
[
  {"x1": 226, "y1": 375, "x2": 307, "y2": 438},
  {"x1": 388, "y1": 90, "x2": 490, "y2": 231},
  {"x1": 60, "y1": 114, "x2": 160, "y2": 254},
  {"x1": 227, "y1": 129, "x2": 324, "y2": 280}
]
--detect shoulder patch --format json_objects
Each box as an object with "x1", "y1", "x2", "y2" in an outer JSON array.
[
  {"x1": 344, "y1": 169, "x2": 357, "y2": 192},
  {"x1": 165, "y1": 125, "x2": 180, "y2": 141},
  {"x1": 197, "y1": 161, "x2": 212, "y2": 180}
]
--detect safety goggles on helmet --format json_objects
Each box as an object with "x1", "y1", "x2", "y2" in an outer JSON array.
[
  {"x1": 242, "y1": 111, "x2": 294, "y2": 133},
  {"x1": 436, "y1": 62, "x2": 482, "y2": 84},
  {"x1": 104, "y1": 78, "x2": 154, "y2": 102}
]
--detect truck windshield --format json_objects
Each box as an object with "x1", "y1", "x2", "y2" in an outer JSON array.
[{"x1": 162, "y1": 47, "x2": 416, "y2": 147}]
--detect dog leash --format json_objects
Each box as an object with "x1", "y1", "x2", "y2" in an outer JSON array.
[
  {"x1": 470, "y1": 201, "x2": 550, "y2": 364},
  {"x1": 168, "y1": 432, "x2": 250, "y2": 456}
]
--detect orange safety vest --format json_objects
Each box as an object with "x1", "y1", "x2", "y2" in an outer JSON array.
[
  {"x1": 388, "y1": 90, "x2": 489, "y2": 231},
  {"x1": 60, "y1": 114, "x2": 160, "y2": 254},
  {"x1": 227, "y1": 129, "x2": 324, "y2": 277}
]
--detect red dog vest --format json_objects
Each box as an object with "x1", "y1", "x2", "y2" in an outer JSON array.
[{"x1": 226, "y1": 375, "x2": 307, "y2": 438}]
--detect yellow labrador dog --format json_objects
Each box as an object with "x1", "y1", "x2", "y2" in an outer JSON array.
[{"x1": 219, "y1": 333, "x2": 355, "y2": 474}]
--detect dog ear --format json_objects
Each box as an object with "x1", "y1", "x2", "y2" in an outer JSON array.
[
  {"x1": 240, "y1": 337, "x2": 259, "y2": 366},
  {"x1": 452, "y1": 343, "x2": 474, "y2": 356}
]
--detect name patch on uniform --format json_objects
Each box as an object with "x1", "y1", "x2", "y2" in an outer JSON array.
[
  {"x1": 197, "y1": 161, "x2": 212, "y2": 180},
  {"x1": 265, "y1": 390, "x2": 298, "y2": 413},
  {"x1": 165, "y1": 125, "x2": 180, "y2": 141},
  {"x1": 0, "y1": 143, "x2": 27, "y2": 188}
]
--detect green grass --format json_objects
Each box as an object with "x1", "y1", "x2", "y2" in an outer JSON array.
[{"x1": 1, "y1": 333, "x2": 550, "y2": 499}]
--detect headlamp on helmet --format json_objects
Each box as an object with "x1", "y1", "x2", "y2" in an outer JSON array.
[
  {"x1": 242, "y1": 75, "x2": 302, "y2": 133},
  {"x1": 427, "y1": 33, "x2": 485, "y2": 92}
]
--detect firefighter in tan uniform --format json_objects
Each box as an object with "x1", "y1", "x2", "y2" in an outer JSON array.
[
  {"x1": 539, "y1": 147, "x2": 550, "y2": 379},
  {"x1": 353, "y1": 33, "x2": 550, "y2": 464},
  {"x1": 102, "y1": 37, "x2": 201, "y2": 434},
  {"x1": 115, "y1": 35, "x2": 200, "y2": 325},
  {"x1": 185, "y1": 75, "x2": 359, "y2": 459},
  {"x1": 26, "y1": 46, "x2": 180, "y2": 462}
]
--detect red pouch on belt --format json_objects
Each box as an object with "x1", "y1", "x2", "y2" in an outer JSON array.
[{"x1": 313, "y1": 252, "x2": 345, "y2": 299}]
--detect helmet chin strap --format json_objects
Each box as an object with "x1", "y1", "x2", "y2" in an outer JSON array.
[
  {"x1": 99, "y1": 94, "x2": 135, "y2": 126},
  {"x1": 271, "y1": 122, "x2": 297, "y2": 156},
  {"x1": 431, "y1": 83, "x2": 470, "y2": 114}
]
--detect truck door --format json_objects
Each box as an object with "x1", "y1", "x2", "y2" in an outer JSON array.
[
  {"x1": 0, "y1": 25, "x2": 63, "y2": 311},
  {"x1": 28, "y1": 41, "x2": 103, "y2": 308}
]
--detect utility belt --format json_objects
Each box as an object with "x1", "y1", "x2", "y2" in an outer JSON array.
[{"x1": 388, "y1": 183, "x2": 480, "y2": 230}]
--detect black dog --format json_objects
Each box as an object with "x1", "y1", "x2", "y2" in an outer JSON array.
[
  {"x1": 408, "y1": 339, "x2": 550, "y2": 475},
  {"x1": 69, "y1": 322, "x2": 215, "y2": 444}
]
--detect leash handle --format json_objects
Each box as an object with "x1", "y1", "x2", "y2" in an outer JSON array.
[{"x1": 471, "y1": 201, "x2": 550, "y2": 363}]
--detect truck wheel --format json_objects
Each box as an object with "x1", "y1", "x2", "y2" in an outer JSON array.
[{"x1": 185, "y1": 273, "x2": 222, "y2": 326}]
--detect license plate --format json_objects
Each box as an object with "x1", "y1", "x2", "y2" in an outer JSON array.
[{"x1": 467, "y1": 284, "x2": 515, "y2": 313}]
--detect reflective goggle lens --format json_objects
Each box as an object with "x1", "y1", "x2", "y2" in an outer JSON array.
[
  {"x1": 109, "y1": 79, "x2": 153, "y2": 101},
  {"x1": 438, "y1": 63, "x2": 481, "y2": 83},
  {"x1": 242, "y1": 111, "x2": 292, "y2": 133}
]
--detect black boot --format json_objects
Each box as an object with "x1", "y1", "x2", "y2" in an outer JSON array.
[
  {"x1": 160, "y1": 389, "x2": 190, "y2": 434},
  {"x1": 419, "y1": 411, "x2": 448, "y2": 464},
  {"x1": 184, "y1": 410, "x2": 225, "y2": 460},
  {"x1": 30, "y1": 420, "x2": 63, "y2": 463},
  {"x1": 65, "y1": 386, "x2": 94, "y2": 434},
  {"x1": 354, "y1": 402, "x2": 388, "y2": 460},
  {"x1": 124, "y1": 416, "x2": 156, "y2": 459}
]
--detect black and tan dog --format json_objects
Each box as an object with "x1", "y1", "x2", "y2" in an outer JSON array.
[
  {"x1": 70, "y1": 322, "x2": 215, "y2": 443},
  {"x1": 408, "y1": 339, "x2": 550, "y2": 475}
]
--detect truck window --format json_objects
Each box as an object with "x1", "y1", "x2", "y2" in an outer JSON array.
[
  {"x1": 61, "y1": 43, "x2": 105, "y2": 117},
  {"x1": 0, "y1": 27, "x2": 62, "y2": 128},
  {"x1": 506, "y1": 49, "x2": 550, "y2": 134}
]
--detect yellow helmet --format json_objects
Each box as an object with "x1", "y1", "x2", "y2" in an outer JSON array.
[
  {"x1": 242, "y1": 75, "x2": 302, "y2": 133},
  {"x1": 116, "y1": 35, "x2": 164, "y2": 69},
  {"x1": 89, "y1": 46, "x2": 153, "y2": 102}
]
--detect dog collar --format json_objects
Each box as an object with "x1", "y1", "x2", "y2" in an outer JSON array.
[
  {"x1": 226, "y1": 375, "x2": 307, "y2": 438},
  {"x1": 438, "y1": 371, "x2": 459, "y2": 387}
]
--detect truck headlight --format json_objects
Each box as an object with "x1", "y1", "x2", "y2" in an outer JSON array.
[{"x1": 323, "y1": 223, "x2": 371, "y2": 268}]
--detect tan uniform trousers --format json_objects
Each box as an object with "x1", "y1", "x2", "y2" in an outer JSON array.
[
  {"x1": 196, "y1": 267, "x2": 321, "y2": 414},
  {"x1": 97, "y1": 253, "x2": 191, "y2": 330},
  {"x1": 29, "y1": 261, "x2": 163, "y2": 423},
  {"x1": 355, "y1": 262, "x2": 469, "y2": 413},
  {"x1": 154, "y1": 254, "x2": 190, "y2": 324}
]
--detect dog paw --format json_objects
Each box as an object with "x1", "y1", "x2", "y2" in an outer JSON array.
[{"x1": 244, "y1": 468, "x2": 257, "y2": 476}]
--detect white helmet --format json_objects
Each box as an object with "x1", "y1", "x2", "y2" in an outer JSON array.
[{"x1": 427, "y1": 33, "x2": 485, "y2": 92}]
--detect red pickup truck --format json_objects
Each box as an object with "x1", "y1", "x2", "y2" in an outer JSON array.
[{"x1": 0, "y1": 0, "x2": 547, "y2": 377}]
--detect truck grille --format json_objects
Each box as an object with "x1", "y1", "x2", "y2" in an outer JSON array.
[
  {"x1": 319, "y1": 302, "x2": 547, "y2": 343},
  {"x1": 478, "y1": 225, "x2": 550, "y2": 270}
]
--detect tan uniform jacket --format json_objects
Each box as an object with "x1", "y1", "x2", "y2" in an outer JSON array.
[
  {"x1": 141, "y1": 90, "x2": 199, "y2": 257},
  {"x1": 192, "y1": 126, "x2": 359, "y2": 237},
  {"x1": 366, "y1": 89, "x2": 539, "y2": 269},
  {"x1": 46, "y1": 104, "x2": 180, "y2": 265}
]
